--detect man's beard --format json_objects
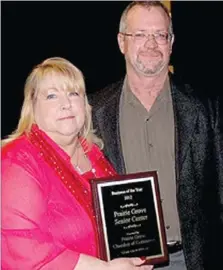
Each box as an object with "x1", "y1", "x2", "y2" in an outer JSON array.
[{"x1": 135, "y1": 51, "x2": 166, "y2": 76}]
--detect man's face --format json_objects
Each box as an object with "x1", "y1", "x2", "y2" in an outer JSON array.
[{"x1": 118, "y1": 6, "x2": 173, "y2": 77}]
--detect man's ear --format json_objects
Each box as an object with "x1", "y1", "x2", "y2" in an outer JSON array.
[{"x1": 117, "y1": 33, "x2": 125, "y2": 54}]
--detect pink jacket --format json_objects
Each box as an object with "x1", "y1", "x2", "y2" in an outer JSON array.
[{"x1": 1, "y1": 126, "x2": 116, "y2": 269}]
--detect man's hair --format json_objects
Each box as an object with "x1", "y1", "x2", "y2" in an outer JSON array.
[{"x1": 119, "y1": 1, "x2": 173, "y2": 36}]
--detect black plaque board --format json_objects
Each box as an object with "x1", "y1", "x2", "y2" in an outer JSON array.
[{"x1": 90, "y1": 171, "x2": 168, "y2": 265}]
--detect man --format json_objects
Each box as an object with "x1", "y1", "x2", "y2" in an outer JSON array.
[{"x1": 89, "y1": 1, "x2": 223, "y2": 269}]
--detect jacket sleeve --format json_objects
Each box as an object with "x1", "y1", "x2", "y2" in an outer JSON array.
[
  {"x1": 215, "y1": 97, "x2": 223, "y2": 224},
  {"x1": 209, "y1": 96, "x2": 223, "y2": 242},
  {"x1": 1, "y1": 157, "x2": 80, "y2": 270}
]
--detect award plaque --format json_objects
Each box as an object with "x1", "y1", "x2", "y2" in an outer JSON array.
[{"x1": 90, "y1": 171, "x2": 168, "y2": 265}]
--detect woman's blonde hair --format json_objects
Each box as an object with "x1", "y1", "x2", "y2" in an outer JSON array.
[{"x1": 2, "y1": 57, "x2": 103, "y2": 149}]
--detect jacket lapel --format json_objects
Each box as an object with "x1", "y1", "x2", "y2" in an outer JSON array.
[
  {"x1": 170, "y1": 75, "x2": 199, "y2": 175},
  {"x1": 95, "y1": 81, "x2": 126, "y2": 174}
]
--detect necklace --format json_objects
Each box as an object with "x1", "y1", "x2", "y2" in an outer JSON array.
[{"x1": 72, "y1": 143, "x2": 92, "y2": 175}]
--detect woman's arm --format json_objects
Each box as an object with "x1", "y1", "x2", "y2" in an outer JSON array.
[{"x1": 1, "y1": 159, "x2": 79, "y2": 269}]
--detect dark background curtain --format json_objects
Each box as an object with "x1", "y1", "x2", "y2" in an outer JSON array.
[{"x1": 2, "y1": 1, "x2": 223, "y2": 138}]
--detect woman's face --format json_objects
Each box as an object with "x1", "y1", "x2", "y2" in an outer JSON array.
[{"x1": 33, "y1": 72, "x2": 86, "y2": 141}]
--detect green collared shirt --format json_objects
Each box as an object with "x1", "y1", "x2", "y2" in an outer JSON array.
[{"x1": 119, "y1": 76, "x2": 181, "y2": 242}]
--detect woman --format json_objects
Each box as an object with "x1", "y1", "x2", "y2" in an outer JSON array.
[{"x1": 1, "y1": 57, "x2": 153, "y2": 270}]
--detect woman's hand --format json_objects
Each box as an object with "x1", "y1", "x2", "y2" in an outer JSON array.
[
  {"x1": 75, "y1": 254, "x2": 154, "y2": 270},
  {"x1": 107, "y1": 257, "x2": 154, "y2": 270}
]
